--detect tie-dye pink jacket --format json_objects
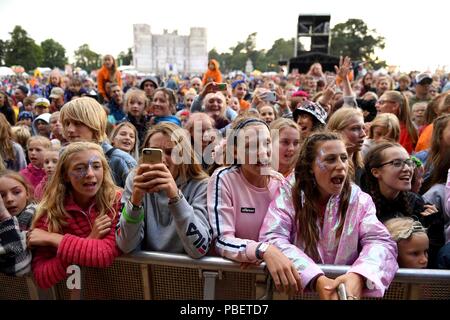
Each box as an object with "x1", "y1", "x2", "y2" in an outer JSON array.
[{"x1": 259, "y1": 180, "x2": 398, "y2": 297}]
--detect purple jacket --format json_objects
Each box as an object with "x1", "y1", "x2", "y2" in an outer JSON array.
[{"x1": 259, "y1": 181, "x2": 398, "y2": 297}]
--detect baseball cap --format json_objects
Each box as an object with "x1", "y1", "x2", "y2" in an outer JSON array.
[
  {"x1": 34, "y1": 97, "x2": 50, "y2": 108},
  {"x1": 415, "y1": 73, "x2": 432, "y2": 86},
  {"x1": 49, "y1": 87, "x2": 64, "y2": 99},
  {"x1": 18, "y1": 111, "x2": 34, "y2": 121}
]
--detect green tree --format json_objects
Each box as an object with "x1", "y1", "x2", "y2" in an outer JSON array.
[
  {"x1": 74, "y1": 44, "x2": 101, "y2": 72},
  {"x1": 262, "y1": 38, "x2": 295, "y2": 71},
  {"x1": 208, "y1": 34, "x2": 296, "y2": 72},
  {"x1": 41, "y1": 39, "x2": 68, "y2": 69},
  {"x1": 117, "y1": 48, "x2": 133, "y2": 66},
  {"x1": 4, "y1": 25, "x2": 42, "y2": 70},
  {"x1": 330, "y1": 19, "x2": 386, "y2": 66}
]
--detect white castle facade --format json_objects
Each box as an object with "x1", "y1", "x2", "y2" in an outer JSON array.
[{"x1": 133, "y1": 24, "x2": 208, "y2": 75}]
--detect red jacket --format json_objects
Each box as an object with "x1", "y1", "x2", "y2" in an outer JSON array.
[
  {"x1": 31, "y1": 192, "x2": 122, "y2": 289},
  {"x1": 20, "y1": 163, "x2": 46, "y2": 190},
  {"x1": 399, "y1": 122, "x2": 415, "y2": 154}
]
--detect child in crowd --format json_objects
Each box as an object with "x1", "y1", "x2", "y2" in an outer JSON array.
[
  {"x1": 124, "y1": 88, "x2": 151, "y2": 146},
  {"x1": 109, "y1": 122, "x2": 139, "y2": 160},
  {"x1": 32, "y1": 113, "x2": 51, "y2": 138},
  {"x1": 49, "y1": 111, "x2": 66, "y2": 146},
  {"x1": 64, "y1": 78, "x2": 87, "y2": 102},
  {"x1": 260, "y1": 132, "x2": 398, "y2": 299},
  {"x1": 292, "y1": 101, "x2": 327, "y2": 140},
  {"x1": 0, "y1": 171, "x2": 36, "y2": 275},
  {"x1": 0, "y1": 114, "x2": 27, "y2": 171},
  {"x1": 28, "y1": 142, "x2": 122, "y2": 289},
  {"x1": 385, "y1": 217, "x2": 429, "y2": 268},
  {"x1": 258, "y1": 104, "x2": 277, "y2": 125},
  {"x1": 202, "y1": 59, "x2": 222, "y2": 86},
  {"x1": 23, "y1": 96, "x2": 36, "y2": 113},
  {"x1": 34, "y1": 145, "x2": 60, "y2": 201},
  {"x1": 60, "y1": 97, "x2": 137, "y2": 188},
  {"x1": 17, "y1": 111, "x2": 34, "y2": 128},
  {"x1": 116, "y1": 123, "x2": 211, "y2": 258},
  {"x1": 361, "y1": 113, "x2": 400, "y2": 158},
  {"x1": 33, "y1": 97, "x2": 50, "y2": 116},
  {"x1": 45, "y1": 69, "x2": 63, "y2": 100},
  {"x1": 97, "y1": 54, "x2": 122, "y2": 103},
  {"x1": 20, "y1": 136, "x2": 51, "y2": 189},
  {"x1": 269, "y1": 118, "x2": 301, "y2": 178},
  {"x1": 208, "y1": 117, "x2": 301, "y2": 294},
  {"x1": 327, "y1": 107, "x2": 366, "y2": 185}
]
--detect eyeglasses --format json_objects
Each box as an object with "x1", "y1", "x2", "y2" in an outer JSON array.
[{"x1": 378, "y1": 158, "x2": 415, "y2": 169}]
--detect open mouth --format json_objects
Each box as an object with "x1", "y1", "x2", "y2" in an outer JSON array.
[
  {"x1": 331, "y1": 175, "x2": 345, "y2": 186},
  {"x1": 399, "y1": 175, "x2": 411, "y2": 181},
  {"x1": 83, "y1": 182, "x2": 97, "y2": 189}
]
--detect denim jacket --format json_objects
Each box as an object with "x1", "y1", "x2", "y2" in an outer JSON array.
[{"x1": 101, "y1": 142, "x2": 137, "y2": 188}]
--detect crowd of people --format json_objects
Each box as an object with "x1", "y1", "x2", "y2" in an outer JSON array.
[{"x1": 0, "y1": 54, "x2": 449, "y2": 299}]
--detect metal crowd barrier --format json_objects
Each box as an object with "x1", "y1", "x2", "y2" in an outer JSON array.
[{"x1": 1, "y1": 251, "x2": 450, "y2": 300}]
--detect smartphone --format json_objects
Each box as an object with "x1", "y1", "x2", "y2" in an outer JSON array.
[
  {"x1": 216, "y1": 83, "x2": 227, "y2": 91},
  {"x1": 337, "y1": 283, "x2": 347, "y2": 300},
  {"x1": 142, "y1": 148, "x2": 163, "y2": 164},
  {"x1": 264, "y1": 91, "x2": 277, "y2": 103}
]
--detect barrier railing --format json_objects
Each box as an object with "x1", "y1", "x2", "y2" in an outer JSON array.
[{"x1": 1, "y1": 251, "x2": 449, "y2": 300}]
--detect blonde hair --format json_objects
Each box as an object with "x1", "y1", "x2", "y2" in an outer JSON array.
[
  {"x1": 11, "y1": 125, "x2": 31, "y2": 151},
  {"x1": 27, "y1": 135, "x2": 51, "y2": 149},
  {"x1": 124, "y1": 88, "x2": 148, "y2": 113},
  {"x1": 269, "y1": 117, "x2": 300, "y2": 136},
  {"x1": 0, "y1": 113, "x2": 15, "y2": 162},
  {"x1": 0, "y1": 170, "x2": 34, "y2": 204},
  {"x1": 204, "y1": 92, "x2": 227, "y2": 118},
  {"x1": 141, "y1": 122, "x2": 208, "y2": 182},
  {"x1": 60, "y1": 97, "x2": 107, "y2": 143},
  {"x1": 109, "y1": 122, "x2": 139, "y2": 159},
  {"x1": 49, "y1": 111, "x2": 61, "y2": 123},
  {"x1": 384, "y1": 217, "x2": 427, "y2": 242},
  {"x1": 326, "y1": 107, "x2": 364, "y2": 173},
  {"x1": 368, "y1": 113, "x2": 400, "y2": 141},
  {"x1": 32, "y1": 142, "x2": 119, "y2": 233}
]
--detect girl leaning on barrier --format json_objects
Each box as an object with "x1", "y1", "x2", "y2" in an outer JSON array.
[
  {"x1": 116, "y1": 122, "x2": 212, "y2": 258},
  {"x1": 208, "y1": 116, "x2": 302, "y2": 294},
  {"x1": 28, "y1": 142, "x2": 122, "y2": 289},
  {"x1": 260, "y1": 131, "x2": 398, "y2": 300},
  {"x1": 0, "y1": 170, "x2": 36, "y2": 276}
]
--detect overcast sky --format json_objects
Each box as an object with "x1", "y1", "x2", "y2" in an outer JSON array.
[{"x1": 0, "y1": 0, "x2": 448, "y2": 72}]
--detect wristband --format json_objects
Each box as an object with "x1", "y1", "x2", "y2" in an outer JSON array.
[{"x1": 122, "y1": 202, "x2": 144, "y2": 224}]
